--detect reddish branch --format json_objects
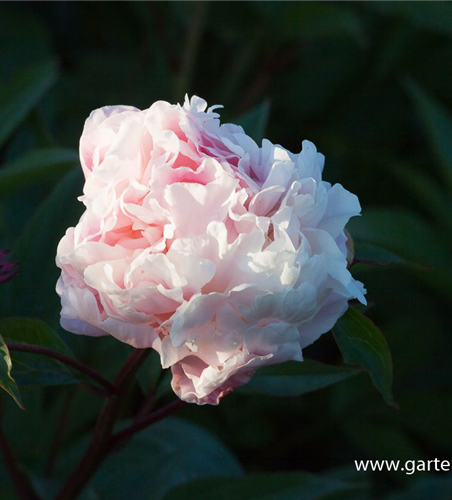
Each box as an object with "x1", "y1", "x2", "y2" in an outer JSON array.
[
  {"x1": 109, "y1": 399, "x2": 184, "y2": 452},
  {"x1": 6, "y1": 342, "x2": 116, "y2": 397},
  {"x1": 54, "y1": 349, "x2": 150, "y2": 500},
  {"x1": 4, "y1": 342, "x2": 184, "y2": 500}
]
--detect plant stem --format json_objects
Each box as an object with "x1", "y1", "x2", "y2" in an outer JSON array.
[
  {"x1": 109, "y1": 399, "x2": 184, "y2": 452},
  {"x1": 6, "y1": 342, "x2": 116, "y2": 397},
  {"x1": 45, "y1": 387, "x2": 77, "y2": 477},
  {"x1": 0, "y1": 417, "x2": 40, "y2": 500},
  {"x1": 54, "y1": 349, "x2": 150, "y2": 500},
  {"x1": 135, "y1": 388, "x2": 156, "y2": 421}
]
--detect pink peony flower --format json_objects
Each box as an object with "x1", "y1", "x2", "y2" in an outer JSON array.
[{"x1": 56, "y1": 96, "x2": 366, "y2": 404}]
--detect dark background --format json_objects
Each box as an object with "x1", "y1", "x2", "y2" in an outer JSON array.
[{"x1": 0, "y1": 2, "x2": 451, "y2": 499}]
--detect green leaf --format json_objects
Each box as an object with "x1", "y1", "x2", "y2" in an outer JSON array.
[
  {"x1": 390, "y1": 162, "x2": 452, "y2": 231},
  {"x1": 0, "y1": 461, "x2": 20, "y2": 499},
  {"x1": 0, "y1": 7, "x2": 52, "y2": 79},
  {"x1": 0, "y1": 317, "x2": 72, "y2": 355},
  {"x1": 371, "y1": 3, "x2": 452, "y2": 38},
  {"x1": 8, "y1": 354, "x2": 77, "y2": 387},
  {"x1": 239, "y1": 359, "x2": 361, "y2": 397},
  {"x1": 0, "y1": 168, "x2": 85, "y2": 324},
  {"x1": 404, "y1": 79, "x2": 452, "y2": 189},
  {"x1": 0, "y1": 61, "x2": 57, "y2": 148},
  {"x1": 347, "y1": 208, "x2": 450, "y2": 267},
  {"x1": 387, "y1": 475, "x2": 452, "y2": 500},
  {"x1": 343, "y1": 419, "x2": 423, "y2": 484},
  {"x1": 333, "y1": 307, "x2": 396, "y2": 407},
  {"x1": 0, "y1": 317, "x2": 78, "y2": 387},
  {"x1": 30, "y1": 476, "x2": 100, "y2": 500},
  {"x1": 0, "y1": 333, "x2": 23, "y2": 409},
  {"x1": 395, "y1": 391, "x2": 452, "y2": 452},
  {"x1": 164, "y1": 471, "x2": 364, "y2": 500},
  {"x1": 372, "y1": 24, "x2": 413, "y2": 81},
  {"x1": 348, "y1": 207, "x2": 452, "y2": 301},
  {"x1": 272, "y1": 41, "x2": 363, "y2": 123},
  {"x1": 414, "y1": 266, "x2": 452, "y2": 304},
  {"x1": 281, "y1": 4, "x2": 367, "y2": 47},
  {"x1": 235, "y1": 100, "x2": 270, "y2": 143},
  {"x1": 0, "y1": 148, "x2": 78, "y2": 197},
  {"x1": 83, "y1": 417, "x2": 242, "y2": 500},
  {"x1": 353, "y1": 242, "x2": 406, "y2": 266}
]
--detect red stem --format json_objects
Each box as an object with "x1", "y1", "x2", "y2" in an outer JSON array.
[
  {"x1": 109, "y1": 399, "x2": 184, "y2": 452},
  {"x1": 54, "y1": 349, "x2": 150, "y2": 500},
  {"x1": 6, "y1": 342, "x2": 116, "y2": 397}
]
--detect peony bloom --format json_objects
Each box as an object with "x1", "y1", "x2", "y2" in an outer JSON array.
[
  {"x1": 0, "y1": 250, "x2": 19, "y2": 285},
  {"x1": 56, "y1": 96, "x2": 366, "y2": 404}
]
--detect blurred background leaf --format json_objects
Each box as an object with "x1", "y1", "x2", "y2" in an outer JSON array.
[
  {"x1": 0, "y1": 148, "x2": 78, "y2": 197},
  {"x1": 404, "y1": 79, "x2": 452, "y2": 190},
  {"x1": 42, "y1": 417, "x2": 243, "y2": 500},
  {"x1": 370, "y1": 2, "x2": 452, "y2": 37},
  {"x1": 0, "y1": 61, "x2": 57, "y2": 148},
  {"x1": 235, "y1": 100, "x2": 271, "y2": 143},
  {"x1": 164, "y1": 471, "x2": 365, "y2": 500},
  {"x1": 0, "y1": 169, "x2": 84, "y2": 325}
]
